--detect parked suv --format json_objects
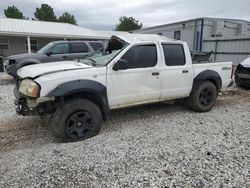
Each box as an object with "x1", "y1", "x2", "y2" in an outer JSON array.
[{"x1": 5, "y1": 40, "x2": 104, "y2": 78}]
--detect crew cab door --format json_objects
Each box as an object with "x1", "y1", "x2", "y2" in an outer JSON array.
[
  {"x1": 107, "y1": 43, "x2": 162, "y2": 108},
  {"x1": 160, "y1": 43, "x2": 193, "y2": 99}
]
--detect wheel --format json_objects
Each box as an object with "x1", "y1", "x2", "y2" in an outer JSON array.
[
  {"x1": 234, "y1": 70, "x2": 242, "y2": 87},
  {"x1": 52, "y1": 98, "x2": 102, "y2": 142},
  {"x1": 187, "y1": 81, "x2": 218, "y2": 112}
]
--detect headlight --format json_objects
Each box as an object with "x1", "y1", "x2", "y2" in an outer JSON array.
[{"x1": 19, "y1": 79, "x2": 40, "y2": 97}]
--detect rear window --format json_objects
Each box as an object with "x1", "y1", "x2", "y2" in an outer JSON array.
[
  {"x1": 89, "y1": 42, "x2": 103, "y2": 51},
  {"x1": 162, "y1": 44, "x2": 186, "y2": 66},
  {"x1": 70, "y1": 43, "x2": 89, "y2": 53}
]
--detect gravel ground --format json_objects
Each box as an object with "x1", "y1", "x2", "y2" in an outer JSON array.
[
  {"x1": 0, "y1": 83, "x2": 249, "y2": 187},
  {"x1": 0, "y1": 73, "x2": 13, "y2": 86}
]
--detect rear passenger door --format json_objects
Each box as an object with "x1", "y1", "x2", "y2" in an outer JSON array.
[
  {"x1": 161, "y1": 43, "x2": 192, "y2": 99},
  {"x1": 68, "y1": 42, "x2": 90, "y2": 60}
]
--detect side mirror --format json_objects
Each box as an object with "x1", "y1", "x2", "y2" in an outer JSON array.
[
  {"x1": 46, "y1": 51, "x2": 52, "y2": 56},
  {"x1": 113, "y1": 59, "x2": 128, "y2": 71}
]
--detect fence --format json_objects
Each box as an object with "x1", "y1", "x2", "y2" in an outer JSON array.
[{"x1": 203, "y1": 37, "x2": 250, "y2": 65}]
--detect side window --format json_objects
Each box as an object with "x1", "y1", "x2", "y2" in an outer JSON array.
[
  {"x1": 174, "y1": 31, "x2": 181, "y2": 40},
  {"x1": 89, "y1": 42, "x2": 103, "y2": 51},
  {"x1": 50, "y1": 44, "x2": 69, "y2": 54},
  {"x1": 162, "y1": 44, "x2": 186, "y2": 66},
  {"x1": 70, "y1": 43, "x2": 89, "y2": 53},
  {"x1": 0, "y1": 37, "x2": 9, "y2": 49},
  {"x1": 121, "y1": 45, "x2": 157, "y2": 69}
]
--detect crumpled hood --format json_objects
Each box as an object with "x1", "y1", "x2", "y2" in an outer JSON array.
[
  {"x1": 8, "y1": 53, "x2": 44, "y2": 61},
  {"x1": 241, "y1": 57, "x2": 250, "y2": 68},
  {"x1": 17, "y1": 61, "x2": 91, "y2": 78}
]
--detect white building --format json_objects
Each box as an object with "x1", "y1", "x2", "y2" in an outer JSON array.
[
  {"x1": 134, "y1": 17, "x2": 250, "y2": 64},
  {"x1": 0, "y1": 18, "x2": 125, "y2": 58}
]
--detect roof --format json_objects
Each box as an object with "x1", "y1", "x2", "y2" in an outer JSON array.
[
  {"x1": 113, "y1": 33, "x2": 174, "y2": 44},
  {"x1": 50, "y1": 40, "x2": 103, "y2": 44},
  {"x1": 0, "y1": 18, "x2": 127, "y2": 39},
  {"x1": 134, "y1": 17, "x2": 250, "y2": 32}
]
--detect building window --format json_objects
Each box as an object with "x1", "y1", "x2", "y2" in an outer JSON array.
[
  {"x1": 0, "y1": 37, "x2": 9, "y2": 49},
  {"x1": 25, "y1": 39, "x2": 38, "y2": 51},
  {"x1": 174, "y1": 30, "x2": 181, "y2": 40}
]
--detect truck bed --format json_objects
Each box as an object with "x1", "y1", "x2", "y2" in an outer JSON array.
[{"x1": 192, "y1": 61, "x2": 233, "y2": 90}]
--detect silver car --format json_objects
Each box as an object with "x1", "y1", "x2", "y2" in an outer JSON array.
[{"x1": 5, "y1": 40, "x2": 104, "y2": 78}]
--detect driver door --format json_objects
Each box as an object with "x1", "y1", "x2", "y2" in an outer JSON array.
[{"x1": 107, "y1": 44, "x2": 162, "y2": 108}]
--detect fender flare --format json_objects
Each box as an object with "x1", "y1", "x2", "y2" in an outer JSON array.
[
  {"x1": 191, "y1": 70, "x2": 222, "y2": 94},
  {"x1": 47, "y1": 79, "x2": 110, "y2": 119}
]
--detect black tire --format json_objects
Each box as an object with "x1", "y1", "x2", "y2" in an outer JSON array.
[
  {"x1": 234, "y1": 70, "x2": 242, "y2": 87},
  {"x1": 187, "y1": 81, "x2": 218, "y2": 112},
  {"x1": 52, "y1": 98, "x2": 102, "y2": 142}
]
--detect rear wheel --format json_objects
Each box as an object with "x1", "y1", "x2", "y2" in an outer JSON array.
[
  {"x1": 52, "y1": 98, "x2": 102, "y2": 142},
  {"x1": 187, "y1": 81, "x2": 218, "y2": 112}
]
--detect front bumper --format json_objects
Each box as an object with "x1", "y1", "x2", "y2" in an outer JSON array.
[
  {"x1": 14, "y1": 86, "x2": 57, "y2": 116},
  {"x1": 14, "y1": 98, "x2": 37, "y2": 116},
  {"x1": 14, "y1": 87, "x2": 39, "y2": 116}
]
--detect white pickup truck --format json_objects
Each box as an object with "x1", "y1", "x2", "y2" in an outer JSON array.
[{"x1": 14, "y1": 34, "x2": 233, "y2": 141}]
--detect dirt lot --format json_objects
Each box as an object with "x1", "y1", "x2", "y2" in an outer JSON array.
[{"x1": 0, "y1": 83, "x2": 249, "y2": 187}]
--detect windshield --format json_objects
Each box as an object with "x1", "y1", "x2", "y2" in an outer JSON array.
[
  {"x1": 79, "y1": 37, "x2": 128, "y2": 66},
  {"x1": 79, "y1": 48, "x2": 123, "y2": 66},
  {"x1": 37, "y1": 42, "x2": 54, "y2": 54}
]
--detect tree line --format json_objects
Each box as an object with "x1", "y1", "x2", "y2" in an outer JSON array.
[
  {"x1": 4, "y1": 4, "x2": 143, "y2": 31},
  {"x1": 4, "y1": 4, "x2": 77, "y2": 25}
]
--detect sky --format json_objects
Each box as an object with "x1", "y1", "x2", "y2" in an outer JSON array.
[{"x1": 0, "y1": 0, "x2": 250, "y2": 30}]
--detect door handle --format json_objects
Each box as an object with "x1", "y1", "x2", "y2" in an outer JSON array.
[
  {"x1": 182, "y1": 70, "x2": 189, "y2": 73},
  {"x1": 152, "y1": 72, "x2": 160, "y2": 76}
]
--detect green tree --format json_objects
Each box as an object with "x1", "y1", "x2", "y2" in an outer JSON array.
[
  {"x1": 115, "y1": 16, "x2": 142, "y2": 31},
  {"x1": 34, "y1": 4, "x2": 57, "y2": 21},
  {"x1": 4, "y1": 6, "x2": 24, "y2": 19},
  {"x1": 58, "y1": 12, "x2": 77, "y2": 25}
]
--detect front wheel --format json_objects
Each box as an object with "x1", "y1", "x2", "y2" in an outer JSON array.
[
  {"x1": 52, "y1": 98, "x2": 102, "y2": 142},
  {"x1": 187, "y1": 81, "x2": 218, "y2": 112},
  {"x1": 234, "y1": 70, "x2": 242, "y2": 87}
]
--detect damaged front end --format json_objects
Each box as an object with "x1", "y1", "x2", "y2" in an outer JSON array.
[
  {"x1": 13, "y1": 80, "x2": 57, "y2": 116},
  {"x1": 235, "y1": 64, "x2": 250, "y2": 87}
]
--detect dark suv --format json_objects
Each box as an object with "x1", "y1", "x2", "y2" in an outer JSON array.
[{"x1": 5, "y1": 40, "x2": 103, "y2": 77}]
